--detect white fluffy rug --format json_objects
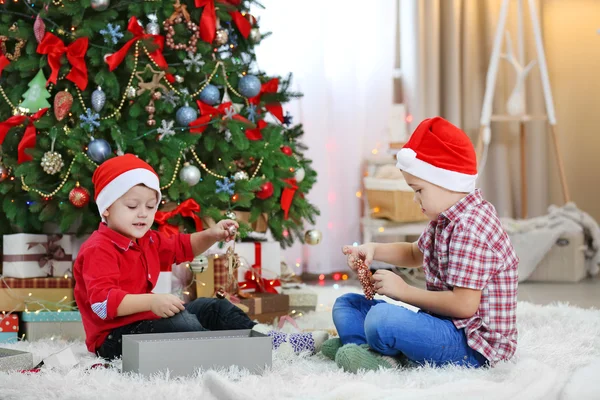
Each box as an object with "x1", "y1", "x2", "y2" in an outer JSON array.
[{"x1": 1, "y1": 285, "x2": 600, "y2": 400}]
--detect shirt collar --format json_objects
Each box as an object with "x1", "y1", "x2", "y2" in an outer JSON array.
[
  {"x1": 98, "y1": 223, "x2": 135, "y2": 251},
  {"x1": 439, "y1": 189, "x2": 483, "y2": 222}
]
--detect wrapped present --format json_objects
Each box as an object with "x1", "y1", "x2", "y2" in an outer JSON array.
[
  {"x1": 21, "y1": 311, "x2": 84, "y2": 341},
  {"x1": 192, "y1": 256, "x2": 214, "y2": 299},
  {"x1": 282, "y1": 285, "x2": 318, "y2": 312},
  {"x1": 239, "y1": 293, "x2": 289, "y2": 315},
  {"x1": 0, "y1": 348, "x2": 33, "y2": 372},
  {"x1": 0, "y1": 314, "x2": 18, "y2": 344},
  {"x1": 236, "y1": 242, "x2": 281, "y2": 294},
  {"x1": 2, "y1": 234, "x2": 73, "y2": 278},
  {"x1": 0, "y1": 277, "x2": 75, "y2": 311},
  {"x1": 248, "y1": 310, "x2": 290, "y2": 324},
  {"x1": 212, "y1": 254, "x2": 238, "y2": 294}
]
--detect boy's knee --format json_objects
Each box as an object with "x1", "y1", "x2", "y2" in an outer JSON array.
[
  {"x1": 333, "y1": 293, "x2": 366, "y2": 311},
  {"x1": 364, "y1": 303, "x2": 410, "y2": 351}
]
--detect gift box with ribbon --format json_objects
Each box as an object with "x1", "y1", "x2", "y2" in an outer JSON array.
[
  {"x1": 236, "y1": 242, "x2": 282, "y2": 294},
  {"x1": 0, "y1": 277, "x2": 75, "y2": 311},
  {"x1": 212, "y1": 254, "x2": 238, "y2": 294},
  {"x1": 239, "y1": 293, "x2": 289, "y2": 315},
  {"x1": 0, "y1": 314, "x2": 18, "y2": 344},
  {"x1": 21, "y1": 310, "x2": 84, "y2": 341},
  {"x1": 2, "y1": 234, "x2": 73, "y2": 278}
]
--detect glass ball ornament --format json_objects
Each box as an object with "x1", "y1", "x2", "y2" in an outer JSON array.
[
  {"x1": 91, "y1": 86, "x2": 106, "y2": 112},
  {"x1": 146, "y1": 14, "x2": 160, "y2": 35},
  {"x1": 304, "y1": 229, "x2": 322, "y2": 245},
  {"x1": 87, "y1": 138, "x2": 111, "y2": 163},
  {"x1": 255, "y1": 181, "x2": 274, "y2": 200},
  {"x1": 294, "y1": 167, "x2": 305, "y2": 182},
  {"x1": 176, "y1": 103, "x2": 198, "y2": 127},
  {"x1": 224, "y1": 211, "x2": 236, "y2": 220},
  {"x1": 249, "y1": 27, "x2": 261, "y2": 43},
  {"x1": 69, "y1": 183, "x2": 91, "y2": 208},
  {"x1": 41, "y1": 151, "x2": 64, "y2": 175},
  {"x1": 179, "y1": 162, "x2": 201, "y2": 186},
  {"x1": 238, "y1": 75, "x2": 261, "y2": 98},
  {"x1": 198, "y1": 84, "x2": 220, "y2": 105},
  {"x1": 0, "y1": 164, "x2": 8, "y2": 182},
  {"x1": 214, "y1": 28, "x2": 229, "y2": 46},
  {"x1": 233, "y1": 171, "x2": 249, "y2": 181},
  {"x1": 125, "y1": 86, "x2": 137, "y2": 99},
  {"x1": 90, "y1": 0, "x2": 110, "y2": 11}
]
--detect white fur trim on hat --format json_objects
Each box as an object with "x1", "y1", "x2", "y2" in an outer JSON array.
[
  {"x1": 96, "y1": 168, "x2": 162, "y2": 220},
  {"x1": 396, "y1": 148, "x2": 477, "y2": 192}
]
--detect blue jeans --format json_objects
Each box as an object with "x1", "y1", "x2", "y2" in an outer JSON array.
[
  {"x1": 97, "y1": 297, "x2": 256, "y2": 360},
  {"x1": 332, "y1": 293, "x2": 488, "y2": 368}
]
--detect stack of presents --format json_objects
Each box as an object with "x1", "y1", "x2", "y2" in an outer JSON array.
[{"x1": 0, "y1": 233, "x2": 318, "y2": 348}]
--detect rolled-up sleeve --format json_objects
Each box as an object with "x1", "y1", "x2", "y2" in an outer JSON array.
[
  {"x1": 154, "y1": 231, "x2": 194, "y2": 267},
  {"x1": 81, "y1": 247, "x2": 128, "y2": 320}
]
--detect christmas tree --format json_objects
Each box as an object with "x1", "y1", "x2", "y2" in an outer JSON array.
[{"x1": 0, "y1": 0, "x2": 318, "y2": 247}]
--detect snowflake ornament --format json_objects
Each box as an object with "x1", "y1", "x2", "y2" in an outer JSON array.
[
  {"x1": 216, "y1": 177, "x2": 235, "y2": 196},
  {"x1": 80, "y1": 108, "x2": 100, "y2": 132},
  {"x1": 224, "y1": 130, "x2": 232, "y2": 142},
  {"x1": 162, "y1": 90, "x2": 181, "y2": 107},
  {"x1": 99, "y1": 23, "x2": 124, "y2": 45},
  {"x1": 224, "y1": 106, "x2": 236, "y2": 120},
  {"x1": 183, "y1": 51, "x2": 204, "y2": 73},
  {"x1": 157, "y1": 120, "x2": 176, "y2": 140},
  {"x1": 283, "y1": 111, "x2": 293, "y2": 127},
  {"x1": 246, "y1": 104, "x2": 258, "y2": 123}
]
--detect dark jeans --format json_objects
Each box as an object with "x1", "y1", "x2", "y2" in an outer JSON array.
[{"x1": 97, "y1": 297, "x2": 256, "y2": 360}]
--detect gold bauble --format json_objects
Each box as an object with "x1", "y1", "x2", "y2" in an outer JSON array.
[{"x1": 304, "y1": 229, "x2": 322, "y2": 245}]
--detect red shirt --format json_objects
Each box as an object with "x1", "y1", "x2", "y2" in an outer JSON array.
[
  {"x1": 73, "y1": 223, "x2": 194, "y2": 353},
  {"x1": 417, "y1": 189, "x2": 519, "y2": 365}
]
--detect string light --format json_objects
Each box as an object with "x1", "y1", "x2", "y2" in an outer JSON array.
[{"x1": 355, "y1": 191, "x2": 362, "y2": 198}]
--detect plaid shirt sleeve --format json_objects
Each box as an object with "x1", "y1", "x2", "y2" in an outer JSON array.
[{"x1": 446, "y1": 226, "x2": 501, "y2": 290}]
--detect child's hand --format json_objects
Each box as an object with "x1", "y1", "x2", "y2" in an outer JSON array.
[
  {"x1": 372, "y1": 270, "x2": 408, "y2": 300},
  {"x1": 211, "y1": 219, "x2": 239, "y2": 242},
  {"x1": 150, "y1": 293, "x2": 185, "y2": 318},
  {"x1": 342, "y1": 243, "x2": 375, "y2": 271}
]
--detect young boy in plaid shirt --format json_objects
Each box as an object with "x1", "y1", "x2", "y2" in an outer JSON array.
[{"x1": 323, "y1": 117, "x2": 519, "y2": 372}]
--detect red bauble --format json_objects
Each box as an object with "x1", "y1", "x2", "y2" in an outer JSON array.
[
  {"x1": 256, "y1": 181, "x2": 274, "y2": 200},
  {"x1": 281, "y1": 146, "x2": 293, "y2": 156},
  {"x1": 54, "y1": 91, "x2": 73, "y2": 121},
  {"x1": 69, "y1": 184, "x2": 90, "y2": 208}
]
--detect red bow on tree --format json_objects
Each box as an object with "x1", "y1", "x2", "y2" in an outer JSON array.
[
  {"x1": 280, "y1": 178, "x2": 298, "y2": 220},
  {"x1": 106, "y1": 17, "x2": 175, "y2": 83},
  {"x1": 36, "y1": 33, "x2": 89, "y2": 91},
  {"x1": 189, "y1": 101, "x2": 251, "y2": 134},
  {"x1": 0, "y1": 108, "x2": 49, "y2": 164},
  {"x1": 249, "y1": 78, "x2": 284, "y2": 123},
  {"x1": 245, "y1": 119, "x2": 267, "y2": 141},
  {"x1": 195, "y1": 0, "x2": 252, "y2": 43},
  {"x1": 154, "y1": 199, "x2": 204, "y2": 237},
  {"x1": 0, "y1": 53, "x2": 9, "y2": 77}
]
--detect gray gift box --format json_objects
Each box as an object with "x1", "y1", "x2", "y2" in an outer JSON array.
[
  {"x1": 0, "y1": 348, "x2": 33, "y2": 372},
  {"x1": 122, "y1": 329, "x2": 271, "y2": 377}
]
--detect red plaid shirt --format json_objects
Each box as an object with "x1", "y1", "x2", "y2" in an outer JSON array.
[{"x1": 417, "y1": 189, "x2": 518, "y2": 365}]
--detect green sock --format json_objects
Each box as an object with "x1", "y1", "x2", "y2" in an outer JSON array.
[
  {"x1": 321, "y1": 338, "x2": 343, "y2": 360},
  {"x1": 335, "y1": 344, "x2": 398, "y2": 373}
]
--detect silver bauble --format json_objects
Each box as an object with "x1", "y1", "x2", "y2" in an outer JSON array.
[
  {"x1": 175, "y1": 75, "x2": 185, "y2": 83},
  {"x1": 125, "y1": 86, "x2": 136, "y2": 99},
  {"x1": 90, "y1": 0, "x2": 110, "y2": 11},
  {"x1": 41, "y1": 151, "x2": 64, "y2": 175},
  {"x1": 87, "y1": 138, "x2": 112, "y2": 163},
  {"x1": 0, "y1": 164, "x2": 8, "y2": 182},
  {"x1": 304, "y1": 229, "x2": 322, "y2": 245},
  {"x1": 179, "y1": 163, "x2": 201, "y2": 186},
  {"x1": 146, "y1": 22, "x2": 160, "y2": 35},
  {"x1": 294, "y1": 167, "x2": 305, "y2": 182},
  {"x1": 91, "y1": 86, "x2": 106, "y2": 112},
  {"x1": 238, "y1": 75, "x2": 261, "y2": 98},
  {"x1": 249, "y1": 27, "x2": 261, "y2": 43},
  {"x1": 176, "y1": 104, "x2": 198, "y2": 127},
  {"x1": 233, "y1": 171, "x2": 248, "y2": 181},
  {"x1": 224, "y1": 211, "x2": 236, "y2": 220}
]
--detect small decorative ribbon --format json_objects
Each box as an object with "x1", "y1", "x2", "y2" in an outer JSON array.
[
  {"x1": 277, "y1": 315, "x2": 299, "y2": 331},
  {"x1": 106, "y1": 17, "x2": 175, "y2": 83},
  {"x1": 239, "y1": 243, "x2": 281, "y2": 294},
  {"x1": 154, "y1": 198, "x2": 203, "y2": 237},
  {"x1": 0, "y1": 108, "x2": 49, "y2": 164},
  {"x1": 249, "y1": 78, "x2": 284, "y2": 122},
  {"x1": 36, "y1": 33, "x2": 89, "y2": 91},
  {"x1": 189, "y1": 100, "x2": 251, "y2": 134},
  {"x1": 6, "y1": 234, "x2": 72, "y2": 276},
  {"x1": 245, "y1": 119, "x2": 267, "y2": 141},
  {"x1": 280, "y1": 178, "x2": 298, "y2": 220},
  {"x1": 195, "y1": 0, "x2": 251, "y2": 43},
  {"x1": 0, "y1": 53, "x2": 9, "y2": 77}
]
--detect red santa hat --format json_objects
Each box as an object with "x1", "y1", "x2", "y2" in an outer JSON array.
[
  {"x1": 396, "y1": 117, "x2": 478, "y2": 192},
  {"x1": 92, "y1": 154, "x2": 161, "y2": 219}
]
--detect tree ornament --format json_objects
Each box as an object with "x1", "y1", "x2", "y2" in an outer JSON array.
[
  {"x1": 180, "y1": 162, "x2": 201, "y2": 186},
  {"x1": 249, "y1": 27, "x2": 261, "y2": 43},
  {"x1": 238, "y1": 75, "x2": 261, "y2": 98},
  {"x1": 304, "y1": 229, "x2": 322, "y2": 245},
  {"x1": 125, "y1": 86, "x2": 136, "y2": 99},
  {"x1": 233, "y1": 171, "x2": 248, "y2": 181},
  {"x1": 281, "y1": 146, "x2": 293, "y2": 156},
  {"x1": 0, "y1": 36, "x2": 26, "y2": 62},
  {"x1": 214, "y1": 28, "x2": 229, "y2": 46},
  {"x1": 157, "y1": 120, "x2": 176, "y2": 140},
  {"x1": 176, "y1": 103, "x2": 198, "y2": 126},
  {"x1": 53, "y1": 90, "x2": 73, "y2": 121},
  {"x1": 69, "y1": 182, "x2": 90, "y2": 208},
  {"x1": 198, "y1": 84, "x2": 220, "y2": 105},
  {"x1": 80, "y1": 109, "x2": 101, "y2": 132},
  {"x1": 216, "y1": 178, "x2": 235, "y2": 196},
  {"x1": 135, "y1": 65, "x2": 168, "y2": 97},
  {"x1": 87, "y1": 138, "x2": 111, "y2": 163},
  {"x1": 146, "y1": 14, "x2": 161, "y2": 35},
  {"x1": 255, "y1": 181, "x2": 274, "y2": 200},
  {"x1": 90, "y1": 0, "x2": 110, "y2": 11},
  {"x1": 164, "y1": 0, "x2": 199, "y2": 53},
  {"x1": 354, "y1": 258, "x2": 375, "y2": 300},
  {"x1": 224, "y1": 211, "x2": 236, "y2": 220},
  {"x1": 183, "y1": 51, "x2": 204, "y2": 73},
  {"x1": 20, "y1": 70, "x2": 51, "y2": 112},
  {"x1": 0, "y1": 164, "x2": 8, "y2": 182},
  {"x1": 34, "y1": 15, "x2": 46, "y2": 43},
  {"x1": 294, "y1": 167, "x2": 305, "y2": 182},
  {"x1": 41, "y1": 151, "x2": 64, "y2": 175},
  {"x1": 99, "y1": 23, "x2": 123, "y2": 45},
  {"x1": 91, "y1": 87, "x2": 106, "y2": 112}
]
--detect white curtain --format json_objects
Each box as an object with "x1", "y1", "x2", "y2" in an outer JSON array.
[{"x1": 254, "y1": 1, "x2": 396, "y2": 273}]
